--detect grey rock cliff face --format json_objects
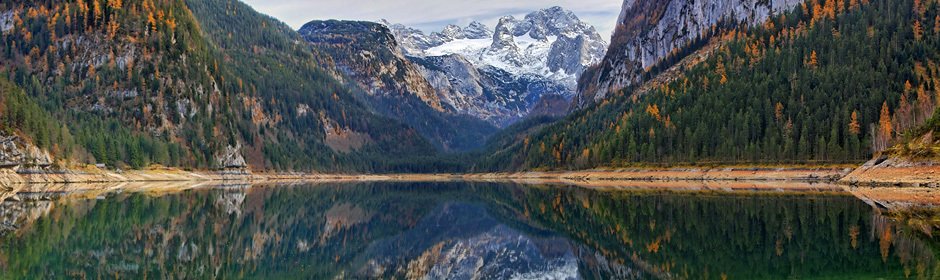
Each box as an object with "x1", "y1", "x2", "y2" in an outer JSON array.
[
  {"x1": 576, "y1": 0, "x2": 802, "y2": 108},
  {"x1": 0, "y1": 11, "x2": 14, "y2": 33},
  {"x1": 490, "y1": 16, "x2": 520, "y2": 52},
  {"x1": 300, "y1": 20, "x2": 444, "y2": 112},
  {"x1": 548, "y1": 35, "x2": 600, "y2": 77},
  {"x1": 463, "y1": 21, "x2": 492, "y2": 39},
  {"x1": 0, "y1": 135, "x2": 52, "y2": 168},
  {"x1": 379, "y1": 20, "x2": 435, "y2": 55},
  {"x1": 216, "y1": 145, "x2": 247, "y2": 169}
]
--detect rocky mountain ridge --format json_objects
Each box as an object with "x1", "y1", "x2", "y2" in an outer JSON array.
[
  {"x1": 383, "y1": 6, "x2": 607, "y2": 126},
  {"x1": 390, "y1": 6, "x2": 607, "y2": 85},
  {"x1": 576, "y1": 0, "x2": 802, "y2": 107},
  {"x1": 298, "y1": 20, "x2": 445, "y2": 111}
]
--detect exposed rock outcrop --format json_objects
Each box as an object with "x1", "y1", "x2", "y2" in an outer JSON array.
[
  {"x1": 216, "y1": 144, "x2": 248, "y2": 170},
  {"x1": 0, "y1": 135, "x2": 52, "y2": 169},
  {"x1": 0, "y1": 10, "x2": 14, "y2": 34}
]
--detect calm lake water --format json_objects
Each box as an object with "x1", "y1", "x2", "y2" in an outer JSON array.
[{"x1": 0, "y1": 182, "x2": 936, "y2": 279}]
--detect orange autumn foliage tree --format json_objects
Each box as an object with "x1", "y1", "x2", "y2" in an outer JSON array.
[
  {"x1": 849, "y1": 111, "x2": 861, "y2": 135},
  {"x1": 916, "y1": 86, "x2": 935, "y2": 123},
  {"x1": 876, "y1": 102, "x2": 893, "y2": 151},
  {"x1": 807, "y1": 50, "x2": 819, "y2": 68},
  {"x1": 913, "y1": 20, "x2": 924, "y2": 41}
]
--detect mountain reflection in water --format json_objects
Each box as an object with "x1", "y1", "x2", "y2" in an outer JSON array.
[{"x1": 0, "y1": 182, "x2": 937, "y2": 279}]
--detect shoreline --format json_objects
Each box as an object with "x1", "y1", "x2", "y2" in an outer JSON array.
[
  {"x1": 838, "y1": 157, "x2": 940, "y2": 187},
  {"x1": 0, "y1": 163, "x2": 935, "y2": 190},
  {"x1": 2, "y1": 164, "x2": 938, "y2": 212},
  {"x1": 0, "y1": 165, "x2": 854, "y2": 185}
]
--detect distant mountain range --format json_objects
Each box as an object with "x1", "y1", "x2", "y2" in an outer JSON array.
[
  {"x1": 296, "y1": 7, "x2": 608, "y2": 152},
  {"x1": 382, "y1": 7, "x2": 608, "y2": 126}
]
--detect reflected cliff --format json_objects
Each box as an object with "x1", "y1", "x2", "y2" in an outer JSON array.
[{"x1": 0, "y1": 182, "x2": 937, "y2": 279}]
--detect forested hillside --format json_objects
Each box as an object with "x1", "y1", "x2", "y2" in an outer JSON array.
[
  {"x1": 480, "y1": 0, "x2": 940, "y2": 170},
  {"x1": 0, "y1": 0, "x2": 442, "y2": 172}
]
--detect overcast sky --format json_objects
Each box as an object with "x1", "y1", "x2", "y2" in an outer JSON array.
[{"x1": 241, "y1": 0, "x2": 623, "y2": 39}]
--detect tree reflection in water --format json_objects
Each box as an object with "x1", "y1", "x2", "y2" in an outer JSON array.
[{"x1": 0, "y1": 182, "x2": 937, "y2": 279}]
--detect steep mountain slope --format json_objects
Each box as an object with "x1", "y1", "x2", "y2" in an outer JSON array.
[
  {"x1": 297, "y1": 20, "x2": 444, "y2": 112},
  {"x1": 385, "y1": 7, "x2": 607, "y2": 126},
  {"x1": 0, "y1": 77, "x2": 56, "y2": 168},
  {"x1": 480, "y1": 0, "x2": 940, "y2": 170},
  {"x1": 298, "y1": 20, "x2": 497, "y2": 151},
  {"x1": 409, "y1": 54, "x2": 569, "y2": 126},
  {"x1": 575, "y1": 0, "x2": 801, "y2": 108},
  {"x1": 0, "y1": 0, "x2": 439, "y2": 172}
]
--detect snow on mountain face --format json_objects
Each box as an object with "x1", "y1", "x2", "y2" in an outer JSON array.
[
  {"x1": 384, "y1": 6, "x2": 607, "y2": 126},
  {"x1": 379, "y1": 20, "x2": 436, "y2": 55},
  {"x1": 411, "y1": 55, "x2": 569, "y2": 126},
  {"x1": 575, "y1": 0, "x2": 802, "y2": 108},
  {"x1": 463, "y1": 21, "x2": 492, "y2": 39},
  {"x1": 403, "y1": 7, "x2": 607, "y2": 86},
  {"x1": 355, "y1": 203, "x2": 581, "y2": 279}
]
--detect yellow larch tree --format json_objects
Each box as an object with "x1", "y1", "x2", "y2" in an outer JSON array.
[
  {"x1": 108, "y1": 0, "x2": 123, "y2": 9},
  {"x1": 916, "y1": 85, "x2": 934, "y2": 122},
  {"x1": 823, "y1": 0, "x2": 836, "y2": 19},
  {"x1": 147, "y1": 11, "x2": 157, "y2": 33},
  {"x1": 775, "y1": 102, "x2": 785, "y2": 121},
  {"x1": 878, "y1": 101, "x2": 892, "y2": 149},
  {"x1": 93, "y1": 0, "x2": 102, "y2": 26},
  {"x1": 646, "y1": 104, "x2": 662, "y2": 121},
  {"x1": 807, "y1": 50, "x2": 819, "y2": 68},
  {"x1": 935, "y1": 15, "x2": 940, "y2": 34},
  {"x1": 716, "y1": 59, "x2": 728, "y2": 84},
  {"x1": 913, "y1": 20, "x2": 924, "y2": 41},
  {"x1": 849, "y1": 111, "x2": 861, "y2": 135},
  {"x1": 812, "y1": 0, "x2": 825, "y2": 24}
]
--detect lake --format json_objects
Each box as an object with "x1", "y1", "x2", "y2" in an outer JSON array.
[{"x1": 0, "y1": 181, "x2": 936, "y2": 279}]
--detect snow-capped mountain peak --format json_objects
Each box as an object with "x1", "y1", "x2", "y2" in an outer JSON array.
[
  {"x1": 490, "y1": 16, "x2": 520, "y2": 51},
  {"x1": 385, "y1": 7, "x2": 607, "y2": 86},
  {"x1": 463, "y1": 21, "x2": 492, "y2": 39},
  {"x1": 440, "y1": 24, "x2": 463, "y2": 39},
  {"x1": 381, "y1": 7, "x2": 607, "y2": 126}
]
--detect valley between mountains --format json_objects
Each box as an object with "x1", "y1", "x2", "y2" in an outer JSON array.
[{"x1": 0, "y1": 0, "x2": 938, "y2": 188}]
